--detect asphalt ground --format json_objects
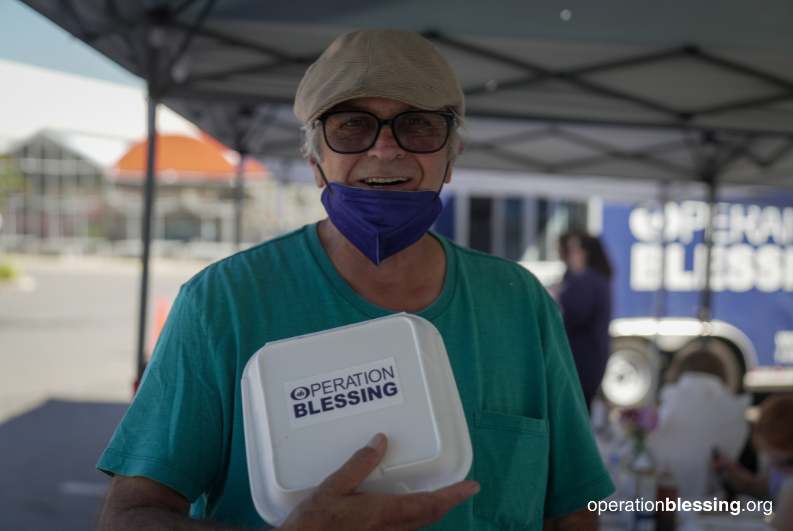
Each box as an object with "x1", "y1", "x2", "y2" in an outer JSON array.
[{"x1": 0, "y1": 254, "x2": 207, "y2": 531}]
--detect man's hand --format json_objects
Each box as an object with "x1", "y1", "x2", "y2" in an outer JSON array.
[{"x1": 278, "y1": 433, "x2": 480, "y2": 531}]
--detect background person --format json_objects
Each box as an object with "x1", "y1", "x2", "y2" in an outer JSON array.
[
  {"x1": 556, "y1": 231, "x2": 613, "y2": 411},
  {"x1": 714, "y1": 394, "x2": 793, "y2": 530}
]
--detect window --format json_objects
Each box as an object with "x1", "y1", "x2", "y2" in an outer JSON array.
[
  {"x1": 469, "y1": 196, "x2": 493, "y2": 254},
  {"x1": 458, "y1": 194, "x2": 588, "y2": 261},
  {"x1": 504, "y1": 198, "x2": 523, "y2": 261}
]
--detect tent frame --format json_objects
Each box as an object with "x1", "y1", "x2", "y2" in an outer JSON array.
[{"x1": 21, "y1": 0, "x2": 793, "y2": 382}]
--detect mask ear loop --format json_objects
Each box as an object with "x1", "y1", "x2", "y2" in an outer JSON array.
[
  {"x1": 433, "y1": 115, "x2": 455, "y2": 198},
  {"x1": 316, "y1": 163, "x2": 332, "y2": 191},
  {"x1": 311, "y1": 118, "x2": 334, "y2": 194},
  {"x1": 434, "y1": 160, "x2": 450, "y2": 198}
]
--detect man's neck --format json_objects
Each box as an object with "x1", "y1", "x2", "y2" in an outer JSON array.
[{"x1": 317, "y1": 219, "x2": 446, "y2": 313}]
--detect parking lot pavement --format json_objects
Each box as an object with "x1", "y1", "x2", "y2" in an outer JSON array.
[
  {"x1": 0, "y1": 400, "x2": 127, "y2": 531},
  {"x1": 0, "y1": 254, "x2": 206, "y2": 421},
  {"x1": 0, "y1": 254, "x2": 207, "y2": 530}
]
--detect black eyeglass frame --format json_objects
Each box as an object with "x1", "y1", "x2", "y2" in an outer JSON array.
[{"x1": 317, "y1": 110, "x2": 456, "y2": 154}]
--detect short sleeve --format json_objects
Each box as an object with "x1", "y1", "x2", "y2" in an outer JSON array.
[
  {"x1": 538, "y1": 289, "x2": 615, "y2": 518},
  {"x1": 96, "y1": 285, "x2": 225, "y2": 502}
]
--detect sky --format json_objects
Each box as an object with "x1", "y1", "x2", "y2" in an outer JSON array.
[
  {"x1": 0, "y1": 3, "x2": 200, "y2": 152},
  {"x1": 0, "y1": 1, "x2": 141, "y2": 87}
]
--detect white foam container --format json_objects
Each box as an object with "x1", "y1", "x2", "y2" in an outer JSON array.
[{"x1": 241, "y1": 313, "x2": 472, "y2": 526}]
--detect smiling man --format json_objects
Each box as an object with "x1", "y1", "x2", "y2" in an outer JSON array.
[
  {"x1": 97, "y1": 30, "x2": 614, "y2": 531},
  {"x1": 307, "y1": 96, "x2": 453, "y2": 313}
]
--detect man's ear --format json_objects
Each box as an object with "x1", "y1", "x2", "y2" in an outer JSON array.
[
  {"x1": 444, "y1": 157, "x2": 455, "y2": 184},
  {"x1": 308, "y1": 158, "x2": 325, "y2": 188},
  {"x1": 445, "y1": 141, "x2": 462, "y2": 183}
]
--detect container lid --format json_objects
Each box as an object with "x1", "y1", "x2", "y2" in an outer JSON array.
[{"x1": 241, "y1": 313, "x2": 472, "y2": 526}]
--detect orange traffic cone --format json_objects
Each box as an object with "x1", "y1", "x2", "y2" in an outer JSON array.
[
  {"x1": 134, "y1": 297, "x2": 173, "y2": 395},
  {"x1": 149, "y1": 296, "x2": 172, "y2": 356}
]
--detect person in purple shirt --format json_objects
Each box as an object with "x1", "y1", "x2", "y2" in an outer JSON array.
[{"x1": 557, "y1": 231, "x2": 613, "y2": 411}]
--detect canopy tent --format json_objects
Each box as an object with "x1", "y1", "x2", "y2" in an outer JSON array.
[
  {"x1": 19, "y1": 0, "x2": 793, "y2": 380},
  {"x1": 20, "y1": 0, "x2": 793, "y2": 184}
]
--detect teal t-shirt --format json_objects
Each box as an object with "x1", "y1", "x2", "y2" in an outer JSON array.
[{"x1": 97, "y1": 223, "x2": 614, "y2": 530}]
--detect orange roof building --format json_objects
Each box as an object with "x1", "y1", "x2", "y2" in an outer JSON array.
[{"x1": 113, "y1": 133, "x2": 269, "y2": 184}]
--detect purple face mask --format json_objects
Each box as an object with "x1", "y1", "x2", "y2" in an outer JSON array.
[{"x1": 318, "y1": 164, "x2": 447, "y2": 265}]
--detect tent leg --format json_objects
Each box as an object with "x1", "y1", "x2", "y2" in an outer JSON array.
[
  {"x1": 654, "y1": 180, "x2": 670, "y2": 320},
  {"x1": 650, "y1": 180, "x2": 670, "y2": 384},
  {"x1": 135, "y1": 91, "x2": 158, "y2": 388},
  {"x1": 698, "y1": 168, "x2": 718, "y2": 323},
  {"x1": 234, "y1": 152, "x2": 246, "y2": 250}
]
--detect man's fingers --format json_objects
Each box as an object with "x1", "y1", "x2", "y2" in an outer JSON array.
[
  {"x1": 317, "y1": 438, "x2": 477, "y2": 528},
  {"x1": 318, "y1": 433, "x2": 387, "y2": 495},
  {"x1": 380, "y1": 480, "x2": 480, "y2": 527},
  {"x1": 431, "y1": 480, "x2": 481, "y2": 506}
]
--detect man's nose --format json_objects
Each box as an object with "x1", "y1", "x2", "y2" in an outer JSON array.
[{"x1": 367, "y1": 124, "x2": 406, "y2": 160}]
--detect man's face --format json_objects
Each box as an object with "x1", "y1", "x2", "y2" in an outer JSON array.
[{"x1": 312, "y1": 97, "x2": 453, "y2": 192}]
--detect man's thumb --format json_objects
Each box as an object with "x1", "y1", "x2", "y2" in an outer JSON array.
[{"x1": 318, "y1": 433, "x2": 387, "y2": 495}]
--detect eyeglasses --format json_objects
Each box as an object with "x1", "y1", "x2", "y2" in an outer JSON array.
[{"x1": 318, "y1": 110, "x2": 455, "y2": 154}]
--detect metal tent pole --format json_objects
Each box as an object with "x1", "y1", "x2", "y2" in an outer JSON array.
[
  {"x1": 649, "y1": 181, "x2": 671, "y2": 381},
  {"x1": 135, "y1": 30, "x2": 161, "y2": 388},
  {"x1": 654, "y1": 180, "x2": 670, "y2": 321},
  {"x1": 135, "y1": 92, "x2": 158, "y2": 386},
  {"x1": 234, "y1": 151, "x2": 247, "y2": 249},
  {"x1": 698, "y1": 166, "x2": 718, "y2": 323}
]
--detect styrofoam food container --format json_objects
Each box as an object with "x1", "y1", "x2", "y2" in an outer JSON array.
[{"x1": 241, "y1": 313, "x2": 472, "y2": 525}]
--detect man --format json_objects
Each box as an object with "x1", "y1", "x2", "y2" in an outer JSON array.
[{"x1": 97, "y1": 29, "x2": 614, "y2": 530}]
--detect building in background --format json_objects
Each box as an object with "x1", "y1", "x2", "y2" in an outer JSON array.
[
  {"x1": 110, "y1": 133, "x2": 323, "y2": 252},
  {"x1": 0, "y1": 59, "x2": 324, "y2": 258},
  {"x1": 111, "y1": 133, "x2": 269, "y2": 244},
  {"x1": 2, "y1": 129, "x2": 118, "y2": 248}
]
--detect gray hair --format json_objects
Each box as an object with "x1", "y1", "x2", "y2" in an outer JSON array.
[{"x1": 301, "y1": 114, "x2": 465, "y2": 163}]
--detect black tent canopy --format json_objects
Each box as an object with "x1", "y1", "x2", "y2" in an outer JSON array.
[
  {"x1": 24, "y1": 0, "x2": 793, "y2": 182},
  {"x1": 20, "y1": 0, "x2": 793, "y2": 378}
]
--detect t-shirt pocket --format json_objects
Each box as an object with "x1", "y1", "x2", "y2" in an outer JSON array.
[{"x1": 472, "y1": 410, "x2": 549, "y2": 530}]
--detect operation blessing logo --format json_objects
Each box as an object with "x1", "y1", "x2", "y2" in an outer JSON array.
[
  {"x1": 285, "y1": 358, "x2": 404, "y2": 428},
  {"x1": 628, "y1": 201, "x2": 793, "y2": 292}
]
